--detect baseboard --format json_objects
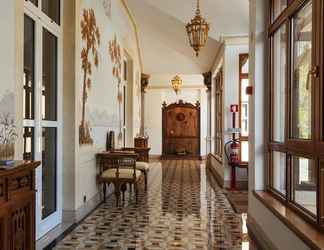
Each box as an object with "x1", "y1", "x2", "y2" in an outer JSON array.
[
  {"x1": 247, "y1": 214, "x2": 278, "y2": 250},
  {"x1": 62, "y1": 193, "x2": 101, "y2": 223},
  {"x1": 206, "y1": 159, "x2": 224, "y2": 188},
  {"x1": 62, "y1": 186, "x2": 114, "y2": 224}
]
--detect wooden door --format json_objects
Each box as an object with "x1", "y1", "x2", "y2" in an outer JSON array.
[{"x1": 162, "y1": 100, "x2": 201, "y2": 159}]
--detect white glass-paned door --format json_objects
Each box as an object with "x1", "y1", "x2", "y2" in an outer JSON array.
[{"x1": 24, "y1": 1, "x2": 62, "y2": 239}]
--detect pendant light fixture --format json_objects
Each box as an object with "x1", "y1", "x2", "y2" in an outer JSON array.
[{"x1": 186, "y1": 0, "x2": 210, "y2": 57}]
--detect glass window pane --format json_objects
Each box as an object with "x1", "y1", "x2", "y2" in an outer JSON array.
[
  {"x1": 272, "y1": 25, "x2": 287, "y2": 142},
  {"x1": 42, "y1": 127, "x2": 57, "y2": 219},
  {"x1": 42, "y1": 28, "x2": 58, "y2": 121},
  {"x1": 23, "y1": 127, "x2": 34, "y2": 161},
  {"x1": 24, "y1": 15, "x2": 35, "y2": 120},
  {"x1": 291, "y1": 1, "x2": 312, "y2": 139},
  {"x1": 292, "y1": 156, "x2": 317, "y2": 215},
  {"x1": 42, "y1": 0, "x2": 60, "y2": 25},
  {"x1": 273, "y1": 0, "x2": 287, "y2": 20},
  {"x1": 241, "y1": 141, "x2": 249, "y2": 162},
  {"x1": 28, "y1": 0, "x2": 38, "y2": 6},
  {"x1": 272, "y1": 151, "x2": 286, "y2": 195},
  {"x1": 241, "y1": 79, "x2": 249, "y2": 137},
  {"x1": 241, "y1": 57, "x2": 249, "y2": 74}
]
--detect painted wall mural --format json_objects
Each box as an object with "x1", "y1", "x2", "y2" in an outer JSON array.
[
  {"x1": 102, "y1": 0, "x2": 112, "y2": 19},
  {"x1": 108, "y1": 35, "x2": 122, "y2": 84},
  {"x1": 108, "y1": 34, "x2": 123, "y2": 144},
  {"x1": 79, "y1": 8, "x2": 101, "y2": 145}
]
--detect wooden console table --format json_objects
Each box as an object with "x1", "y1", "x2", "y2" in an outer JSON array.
[{"x1": 0, "y1": 160, "x2": 41, "y2": 250}]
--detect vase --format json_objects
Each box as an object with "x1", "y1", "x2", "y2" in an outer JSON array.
[{"x1": 0, "y1": 143, "x2": 15, "y2": 162}]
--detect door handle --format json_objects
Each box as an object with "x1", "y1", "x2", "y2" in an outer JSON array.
[{"x1": 309, "y1": 66, "x2": 319, "y2": 78}]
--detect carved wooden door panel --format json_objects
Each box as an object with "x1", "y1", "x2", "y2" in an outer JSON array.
[
  {"x1": 162, "y1": 101, "x2": 201, "y2": 159},
  {"x1": 166, "y1": 107, "x2": 198, "y2": 138}
]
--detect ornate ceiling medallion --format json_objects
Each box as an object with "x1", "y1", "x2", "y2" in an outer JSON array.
[{"x1": 186, "y1": 0, "x2": 210, "y2": 57}]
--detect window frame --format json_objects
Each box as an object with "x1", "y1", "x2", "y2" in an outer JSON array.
[
  {"x1": 267, "y1": 0, "x2": 324, "y2": 228},
  {"x1": 239, "y1": 53, "x2": 249, "y2": 164},
  {"x1": 214, "y1": 68, "x2": 224, "y2": 162}
]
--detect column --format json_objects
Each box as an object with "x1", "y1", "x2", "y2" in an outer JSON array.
[
  {"x1": 203, "y1": 71, "x2": 212, "y2": 155},
  {"x1": 140, "y1": 73, "x2": 150, "y2": 136}
]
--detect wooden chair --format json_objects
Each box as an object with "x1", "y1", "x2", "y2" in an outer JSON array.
[
  {"x1": 122, "y1": 147, "x2": 150, "y2": 190},
  {"x1": 97, "y1": 152, "x2": 143, "y2": 206}
]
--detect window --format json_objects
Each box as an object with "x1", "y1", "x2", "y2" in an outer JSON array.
[
  {"x1": 42, "y1": 127, "x2": 57, "y2": 219},
  {"x1": 42, "y1": 28, "x2": 58, "y2": 121},
  {"x1": 273, "y1": 0, "x2": 287, "y2": 20},
  {"x1": 272, "y1": 151, "x2": 286, "y2": 195},
  {"x1": 272, "y1": 25, "x2": 287, "y2": 142},
  {"x1": 292, "y1": 156, "x2": 317, "y2": 215},
  {"x1": 268, "y1": 0, "x2": 324, "y2": 227},
  {"x1": 214, "y1": 69, "x2": 223, "y2": 160},
  {"x1": 239, "y1": 54, "x2": 249, "y2": 163},
  {"x1": 42, "y1": 0, "x2": 60, "y2": 25},
  {"x1": 23, "y1": 127, "x2": 34, "y2": 160},
  {"x1": 25, "y1": 0, "x2": 61, "y2": 25},
  {"x1": 24, "y1": 15, "x2": 35, "y2": 120},
  {"x1": 291, "y1": 1, "x2": 312, "y2": 139},
  {"x1": 27, "y1": 0, "x2": 38, "y2": 7}
]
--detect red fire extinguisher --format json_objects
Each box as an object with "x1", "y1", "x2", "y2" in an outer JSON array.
[
  {"x1": 229, "y1": 140, "x2": 240, "y2": 166},
  {"x1": 224, "y1": 104, "x2": 241, "y2": 189}
]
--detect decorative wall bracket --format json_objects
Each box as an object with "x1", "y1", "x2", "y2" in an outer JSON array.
[{"x1": 141, "y1": 73, "x2": 150, "y2": 93}]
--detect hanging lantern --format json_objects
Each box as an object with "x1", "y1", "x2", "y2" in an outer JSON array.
[{"x1": 186, "y1": 0, "x2": 210, "y2": 57}]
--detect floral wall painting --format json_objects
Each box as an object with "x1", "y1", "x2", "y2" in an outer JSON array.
[
  {"x1": 103, "y1": 0, "x2": 112, "y2": 19},
  {"x1": 108, "y1": 34, "x2": 123, "y2": 145},
  {"x1": 108, "y1": 35, "x2": 122, "y2": 85},
  {"x1": 79, "y1": 8, "x2": 101, "y2": 145}
]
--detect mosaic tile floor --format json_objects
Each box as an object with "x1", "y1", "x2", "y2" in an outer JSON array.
[{"x1": 54, "y1": 160, "x2": 254, "y2": 250}]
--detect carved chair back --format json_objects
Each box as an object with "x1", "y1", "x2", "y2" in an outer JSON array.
[{"x1": 97, "y1": 152, "x2": 138, "y2": 181}]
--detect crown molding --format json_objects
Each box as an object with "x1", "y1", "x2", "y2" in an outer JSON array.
[
  {"x1": 220, "y1": 34, "x2": 249, "y2": 45},
  {"x1": 147, "y1": 84, "x2": 206, "y2": 90}
]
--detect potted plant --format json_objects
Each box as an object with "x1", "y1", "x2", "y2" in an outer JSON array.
[{"x1": 0, "y1": 113, "x2": 18, "y2": 165}]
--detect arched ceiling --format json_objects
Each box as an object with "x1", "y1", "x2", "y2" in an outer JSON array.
[{"x1": 126, "y1": 0, "x2": 249, "y2": 75}]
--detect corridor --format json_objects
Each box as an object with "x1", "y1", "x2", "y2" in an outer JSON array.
[{"x1": 54, "y1": 160, "x2": 253, "y2": 250}]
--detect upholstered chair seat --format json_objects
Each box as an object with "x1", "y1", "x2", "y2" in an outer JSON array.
[
  {"x1": 136, "y1": 161, "x2": 150, "y2": 171},
  {"x1": 102, "y1": 168, "x2": 142, "y2": 180}
]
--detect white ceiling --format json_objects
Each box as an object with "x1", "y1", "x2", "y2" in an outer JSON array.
[{"x1": 126, "y1": 0, "x2": 249, "y2": 75}]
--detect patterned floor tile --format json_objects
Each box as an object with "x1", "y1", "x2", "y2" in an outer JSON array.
[{"x1": 54, "y1": 160, "x2": 254, "y2": 250}]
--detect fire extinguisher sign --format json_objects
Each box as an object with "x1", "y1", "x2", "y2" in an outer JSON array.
[{"x1": 230, "y1": 104, "x2": 239, "y2": 113}]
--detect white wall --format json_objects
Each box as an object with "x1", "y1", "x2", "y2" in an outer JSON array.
[
  {"x1": 0, "y1": 0, "x2": 17, "y2": 154},
  {"x1": 145, "y1": 74, "x2": 208, "y2": 157}
]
